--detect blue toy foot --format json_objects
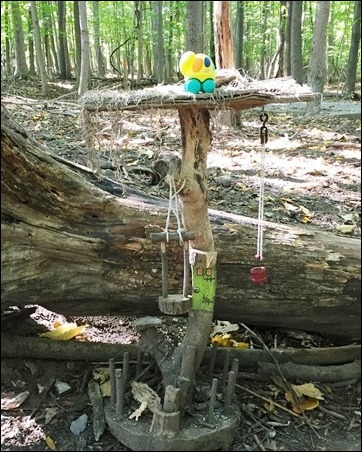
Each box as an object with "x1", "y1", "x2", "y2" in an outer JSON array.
[
  {"x1": 201, "y1": 79, "x2": 216, "y2": 93},
  {"x1": 184, "y1": 79, "x2": 202, "y2": 94}
]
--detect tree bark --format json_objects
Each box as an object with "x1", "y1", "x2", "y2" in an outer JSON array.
[
  {"x1": 30, "y1": 1, "x2": 49, "y2": 95},
  {"x1": 77, "y1": 1, "x2": 90, "y2": 97},
  {"x1": 290, "y1": 0, "x2": 303, "y2": 85},
  {"x1": 1, "y1": 105, "x2": 360, "y2": 342},
  {"x1": 11, "y1": 1, "x2": 28, "y2": 77},
  {"x1": 185, "y1": 1, "x2": 203, "y2": 54},
  {"x1": 343, "y1": 0, "x2": 361, "y2": 96},
  {"x1": 306, "y1": 1, "x2": 331, "y2": 113}
]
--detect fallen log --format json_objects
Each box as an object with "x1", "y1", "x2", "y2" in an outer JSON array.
[
  {"x1": 1, "y1": 333, "x2": 360, "y2": 368},
  {"x1": 1, "y1": 105, "x2": 361, "y2": 341}
]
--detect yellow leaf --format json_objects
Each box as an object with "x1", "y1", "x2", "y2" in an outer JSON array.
[
  {"x1": 211, "y1": 333, "x2": 233, "y2": 347},
  {"x1": 232, "y1": 340, "x2": 249, "y2": 349},
  {"x1": 285, "y1": 383, "x2": 323, "y2": 413},
  {"x1": 292, "y1": 383, "x2": 324, "y2": 399},
  {"x1": 301, "y1": 215, "x2": 311, "y2": 223},
  {"x1": 100, "y1": 380, "x2": 111, "y2": 397},
  {"x1": 39, "y1": 323, "x2": 87, "y2": 341},
  {"x1": 45, "y1": 435, "x2": 57, "y2": 451}
]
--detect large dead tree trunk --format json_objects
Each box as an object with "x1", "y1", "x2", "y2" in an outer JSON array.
[{"x1": 1, "y1": 106, "x2": 360, "y2": 342}]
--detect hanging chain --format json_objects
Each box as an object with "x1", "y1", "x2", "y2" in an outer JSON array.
[{"x1": 256, "y1": 111, "x2": 268, "y2": 261}]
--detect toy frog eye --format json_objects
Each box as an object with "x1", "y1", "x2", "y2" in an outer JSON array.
[
  {"x1": 204, "y1": 57, "x2": 211, "y2": 68},
  {"x1": 192, "y1": 57, "x2": 203, "y2": 73}
]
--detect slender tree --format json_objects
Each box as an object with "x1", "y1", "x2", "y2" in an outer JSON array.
[
  {"x1": 234, "y1": 1, "x2": 244, "y2": 71},
  {"x1": 151, "y1": 1, "x2": 165, "y2": 83},
  {"x1": 58, "y1": 0, "x2": 71, "y2": 79},
  {"x1": 185, "y1": 1, "x2": 203, "y2": 54},
  {"x1": 344, "y1": 0, "x2": 361, "y2": 96},
  {"x1": 307, "y1": 1, "x2": 331, "y2": 113},
  {"x1": 11, "y1": 1, "x2": 28, "y2": 77},
  {"x1": 77, "y1": 0, "x2": 90, "y2": 96},
  {"x1": 30, "y1": 1, "x2": 49, "y2": 94},
  {"x1": 290, "y1": 0, "x2": 303, "y2": 84},
  {"x1": 92, "y1": 0, "x2": 105, "y2": 78},
  {"x1": 27, "y1": 10, "x2": 36, "y2": 75},
  {"x1": 73, "y1": 1, "x2": 82, "y2": 80},
  {"x1": 214, "y1": 1, "x2": 240, "y2": 126},
  {"x1": 213, "y1": 1, "x2": 234, "y2": 69},
  {"x1": 267, "y1": 1, "x2": 286, "y2": 78},
  {"x1": 134, "y1": 0, "x2": 143, "y2": 81},
  {"x1": 3, "y1": 2, "x2": 12, "y2": 76}
]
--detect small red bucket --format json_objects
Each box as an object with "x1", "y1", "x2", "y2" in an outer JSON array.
[{"x1": 250, "y1": 266, "x2": 268, "y2": 284}]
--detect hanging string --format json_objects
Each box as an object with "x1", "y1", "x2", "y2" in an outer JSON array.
[
  {"x1": 164, "y1": 174, "x2": 186, "y2": 244},
  {"x1": 256, "y1": 112, "x2": 268, "y2": 261}
]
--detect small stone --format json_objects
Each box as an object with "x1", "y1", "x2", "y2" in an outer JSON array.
[
  {"x1": 217, "y1": 175, "x2": 232, "y2": 187},
  {"x1": 70, "y1": 413, "x2": 88, "y2": 435},
  {"x1": 55, "y1": 379, "x2": 71, "y2": 395}
]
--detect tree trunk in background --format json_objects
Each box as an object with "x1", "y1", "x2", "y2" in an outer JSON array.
[
  {"x1": 30, "y1": 1, "x2": 49, "y2": 95},
  {"x1": 77, "y1": 1, "x2": 90, "y2": 96},
  {"x1": 344, "y1": 0, "x2": 361, "y2": 96},
  {"x1": 259, "y1": 2, "x2": 268, "y2": 80},
  {"x1": 2, "y1": 105, "x2": 360, "y2": 342},
  {"x1": 92, "y1": 0, "x2": 104, "y2": 78},
  {"x1": 166, "y1": 1, "x2": 174, "y2": 81},
  {"x1": 209, "y1": 1, "x2": 215, "y2": 62},
  {"x1": 213, "y1": 1, "x2": 234, "y2": 68},
  {"x1": 151, "y1": 1, "x2": 165, "y2": 83},
  {"x1": 307, "y1": 1, "x2": 330, "y2": 113},
  {"x1": 58, "y1": 0, "x2": 71, "y2": 79},
  {"x1": 214, "y1": 1, "x2": 240, "y2": 126},
  {"x1": 267, "y1": 1, "x2": 286, "y2": 78},
  {"x1": 284, "y1": 0, "x2": 292, "y2": 76},
  {"x1": 290, "y1": 0, "x2": 303, "y2": 84},
  {"x1": 11, "y1": 1, "x2": 28, "y2": 77},
  {"x1": 234, "y1": 1, "x2": 244, "y2": 72},
  {"x1": 327, "y1": 1, "x2": 335, "y2": 82},
  {"x1": 27, "y1": 10, "x2": 36, "y2": 75},
  {"x1": 45, "y1": 1, "x2": 60, "y2": 76},
  {"x1": 73, "y1": 1, "x2": 82, "y2": 81},
  {"x1": 135, "y1": 1, "x2": 144, "y2": 81},
  {"x1": 185, "y1": 1, "x2": 203, "y2": 54},
  {"x1": 3, "y1": 3, "x2": 12, "y2": 77},
  {"x1": 42, "y1": 8, "x2": 53, "y2": 77}
]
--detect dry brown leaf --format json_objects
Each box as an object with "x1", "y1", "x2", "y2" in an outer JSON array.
[{"x1": 285, "y1": 383, "x2": 323, "y2": 413}]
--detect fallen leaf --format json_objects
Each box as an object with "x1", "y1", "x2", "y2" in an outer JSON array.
[
  {"x1": 2, "y1": 391, "x2": 29, "y2": 410},
  {"x1": 39, "y1": 323, "x2": 87, "y2": 341},
  {"x1": 210, "y1": 321, "x2": 239, "y2": 337},
  {"x1": 45, "y1": 435, "x2": 57, "y2": 451},
  {"x1": 285, "y1": 383, "x2": 323, "y2": 413},
  {"x1": 336, "y1": 224, "x2": 356, "y2": 234},
  {"x1": 211, "y1": 333, "x2": 233, "y2": 347}
]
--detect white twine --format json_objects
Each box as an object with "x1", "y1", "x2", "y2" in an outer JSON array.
[{"x1": 256, "y1": 140, "x2": 266, "y2": 261}]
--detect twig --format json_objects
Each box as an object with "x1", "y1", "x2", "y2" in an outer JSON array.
[
  {"x1": 236, "y1": 383, "x2": 300, "y2": 418},
  {"x1": 318, "y1": 405, "x2": 346, "y2": 420},
  {"x1": 29, "y1": 378, "x2": 55, "y2": 418},
  {"x1": 252, "y1": 433, "x2": 267, "y2": 451}
]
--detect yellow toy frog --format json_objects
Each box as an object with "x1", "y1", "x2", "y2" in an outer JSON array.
[{"x1": 179, "y1": 51, "x2": 216, "y2": 94}]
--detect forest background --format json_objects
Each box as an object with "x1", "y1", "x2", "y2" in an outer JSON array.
[{"x1": 1, "y1": 1, "x2": 360, "y2": 98}]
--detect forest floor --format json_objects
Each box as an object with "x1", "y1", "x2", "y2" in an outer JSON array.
[{"x1": 1, "y1": 78, "x2": 361, "y2": 451}]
